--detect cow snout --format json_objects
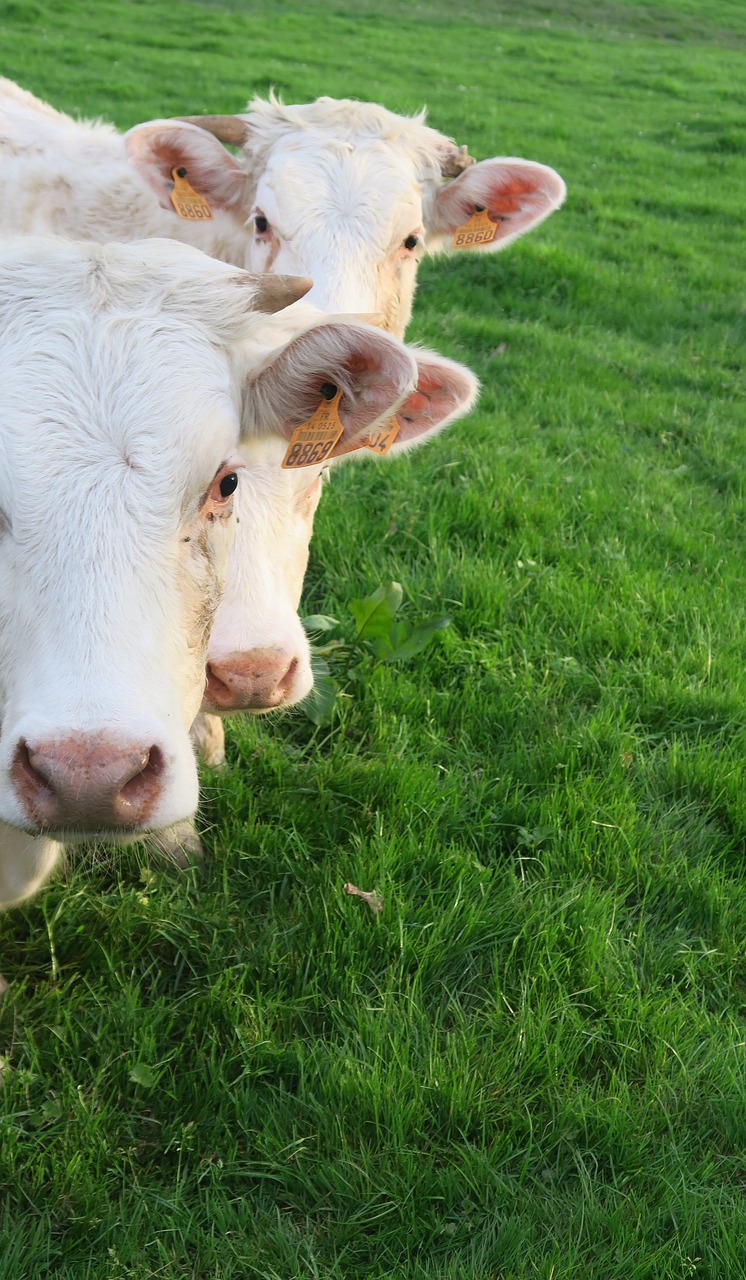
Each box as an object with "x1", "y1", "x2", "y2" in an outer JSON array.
[
  {"x1": 11, "y1": 736, "x2": 167, "y2": 832},
  {"x1": 204, "y1": 648, "x2": 305, "y2": 711}
]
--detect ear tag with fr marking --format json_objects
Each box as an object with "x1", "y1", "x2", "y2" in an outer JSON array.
[
  {"x1": 452, "y1": 206, "x2": 499, "y2": 250},
  {"x1": 170, "y1": 167, "x2": 213, "y2": 221},
  {"x1": 365, "y1": 417, "x2": 400, "y2": 455},
  {"x1": 282, "y1": 386, "x2": 345, "y2": 469}
]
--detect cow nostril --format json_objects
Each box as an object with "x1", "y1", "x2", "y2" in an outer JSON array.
[
  {"x1": 118, "y1": 744, "x2": 165, "y2": 813},
  {"x1": 277, "y1": 657, "x2": 298, "y2": 700},
  {"x1": 204, "y1": 663, "x2": 234, "y2": 707},
  {"x1": 202, "y1": 650, "x2": 306, "y2": 712},
  {"x1": 10, "y1": 735, "x2": 170, "y2": 831},
  {"x1": 13, "y1": 740, "x2": 56, "y2": 799}
]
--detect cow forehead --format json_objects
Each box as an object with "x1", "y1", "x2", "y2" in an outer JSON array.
[
  {"x1": 244, "y1": 95, "x2": 449, "y2": 177},
  {"x1": 257, "y1": 139, "x2": 427, "y2": 248},
  {"x1": 0, "y1": 314, "x2": 240, "y2": 528}
]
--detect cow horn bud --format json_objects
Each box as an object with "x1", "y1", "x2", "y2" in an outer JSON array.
[
  {"x1": 440, "y1": 144, "x2": 476, "y2": 177},
  {"x1": 179, "y1": 115, "x2": 250, "y2": 147},
  {"x1": 245, "y1": 275, "x2": 313, "y2": 314}
]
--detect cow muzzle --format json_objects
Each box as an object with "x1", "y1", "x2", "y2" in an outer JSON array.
[
  {"x1": 203, "y1": 647, "x2": 312, "y2": 713},
  {"x1": 10, "y1": 734, "x2": 168, "y2": 833}
]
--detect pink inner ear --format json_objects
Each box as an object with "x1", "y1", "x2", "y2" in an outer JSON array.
[
  {"x1": 328, "y1": 333, "x2": 417, "y2": 442},
  {"x1": 329, "y1": 355, "x2": 477, "y2": 460},
  {"x1": 393, "y1": 354, "x2": 479, "y2": 445},
  {"x1": 398, "y1": 389, "x2": 432, "y2": 423},
  {"x1": 124, "y1": 122, "x2": 250, "y2": 214},
  {"x1": 433, "y1": 158, "x2": 566, "y2": 245},
  {"x1": 487, "y1": 173, "x2": 547, "y2": 216},
  {"x1": 399, "y1": 361, "x2": 464, "y2": 426}
]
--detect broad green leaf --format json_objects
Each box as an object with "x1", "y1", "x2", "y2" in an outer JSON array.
[
  {"x1": 304, "y1": 656, "x2": 339, "y2": 724},
  {"x1": 304, "y1": 672, "x2": 339, "y2": 725},
  {"x1": 382, "y1": 615, "x2": 451, "y2": 663},
  {"x1": 349, "y1": 581, "x2": 403, "y2": 641},
  {"x1": 369, "y1": 618, "x2": 411, "y2": 659}
]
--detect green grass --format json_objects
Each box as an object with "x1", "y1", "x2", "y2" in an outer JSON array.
[{"x1": 1, "y1": 0, "x2": 746, "y2": 1275}]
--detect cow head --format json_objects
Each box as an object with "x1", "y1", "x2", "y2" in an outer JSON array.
[
  {"x1": 0, "y1": 237, "x2": 313, "y2": 892},
  {"x1": 177, "y1": 95, "x2": 565, "y2": 338},
  {"x1": 203, "y1": 309, "x2": 422, "y2": 713},
  {"x1": 202, "y1": 307, "x2": 479, "y2": 717}
]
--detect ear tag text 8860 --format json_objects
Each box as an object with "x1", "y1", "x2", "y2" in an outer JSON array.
[
  {"x1": 282, "y1": 386, "x2": 345, "y2": 469},
  {"x1": 170, "y1": 167, "x2": 213, "y2": 221},
  {"x1": 452, "y1": 207, "x2": 499, "y2": 249}
]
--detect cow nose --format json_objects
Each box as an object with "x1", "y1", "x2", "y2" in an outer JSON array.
[
  {"x1": 11, "y1": 736, "x2": 166, "y2": 832},
  {"x1": 204, "y1": 649, "x2": 301, "y2": 711}
]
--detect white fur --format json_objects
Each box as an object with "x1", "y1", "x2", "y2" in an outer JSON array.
[
  {"x1": 0, "y1": 78, "x2": 253, "y2": 264},
  {"x1": 0, "y1": 236, "x2": 308, "y2": 905},
  {"x1": 237, "y1": 93, "x2": 565, "y2": 337}
]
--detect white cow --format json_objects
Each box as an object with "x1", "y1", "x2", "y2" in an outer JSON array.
[
  {"x1": 158, "y1": 93, "x2": 563, "y2": 728},
  {"x1": 0, "y1": 80, "x2": 486, "y2": 728},
  {"x1": 0, "y1": 81, "x2": 564, "y2": 339},
  {"x1": 0, "y1": 236, "x2": 426, "y2": 907},
  {"x1": 177, "y1": 92, "x2": 567, "y2": 338}
]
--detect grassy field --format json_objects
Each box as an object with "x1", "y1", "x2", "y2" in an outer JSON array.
[{"x1": 1, "y1": 0, "x2": 746, "y2": 1275}]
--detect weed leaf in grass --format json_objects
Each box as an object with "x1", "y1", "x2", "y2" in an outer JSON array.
[
  {"x1": 302, "y1": 583, "x2": 452, "y2": 722},
  {"x1": 353, "y1": 580, "x2": 451, "y2": 661},
  {"x1": 349, "y1": 580, "x2": 403, "y2": 641},
  {"x1": 128, "y1": 1063, "x2": 158, "y2": 1089},
  {"x1": 376, "y1": 614, "x2": 452, "y2": 662}
]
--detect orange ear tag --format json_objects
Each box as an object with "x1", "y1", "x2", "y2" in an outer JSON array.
[
  {"x1": 282, "y1": 387, "x2": 345, "y2": 469},
  {"x1": 365, "y1": 417, "x2": 400, "y2": 455},
  {"x1": 169, "y1": 167, "x2": 213, "y2": 221},
  {"x1": 452, "y1": 207, "x2": 499, "y2": 250}
]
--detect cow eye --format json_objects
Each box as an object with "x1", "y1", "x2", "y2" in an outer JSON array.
[
  {"x1": 255, "y1": 214, "x2": 269, "y2": 234},
  {"x1": 403, "y1": 234, "x2": 419, "y2": 251},
  {"x1": 208, "y1": 465, "x2": 240, "y2": 508}
]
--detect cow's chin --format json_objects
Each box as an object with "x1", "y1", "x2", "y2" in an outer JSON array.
[
  {"x1": 9, "y1": 822, "x2": 179, "y2": 846},
  {"x1": 199, "y1": 698, "x2": 275, "y2": 717}
]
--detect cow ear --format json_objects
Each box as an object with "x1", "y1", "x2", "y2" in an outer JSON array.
[
  {"x1": 332, "y1": 351, "x2": 479, "y2": 460},
  {"x1": 241, "y1": 321, "x2": 418, "y2": 449},
  {"x1": 428, "y1": 158, "x2": 566, "y2": 253},
  {"x1": 123, "y1": 119, "x2": 251, "y2": 216}
]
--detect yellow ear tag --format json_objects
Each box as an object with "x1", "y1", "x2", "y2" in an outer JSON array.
[
  {"x1": 365, "y1": 417, "x2": 400, "y2": 455},
  {"x1": 169, "y1": 167, "x2": 213, "y2": 221},
  {"x1": 282, "y1": 387, "x2": 345, "y2": 469},
  {"x1": 452, "y1": 207, "x2": 499, "y2": 250}
]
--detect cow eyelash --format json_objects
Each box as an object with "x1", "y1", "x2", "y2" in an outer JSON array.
[{"x1": 204, "y1": 463, "x2": 242, "y2": 511}]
